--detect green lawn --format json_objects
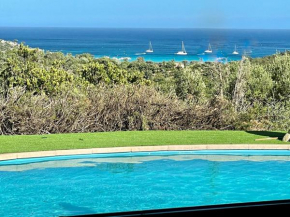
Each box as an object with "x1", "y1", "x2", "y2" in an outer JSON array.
[{"x1": 0, "y1": 131, "x2": 287, "y2": 154}]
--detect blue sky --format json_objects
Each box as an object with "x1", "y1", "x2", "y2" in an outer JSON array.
[{"x1": 0, "y1": 0, "x2": 289, "y2": 29}]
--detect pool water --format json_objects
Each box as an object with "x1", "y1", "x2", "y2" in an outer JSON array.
[{"x1": 1, "y1": 151, "x2": 290, "y2": 217}]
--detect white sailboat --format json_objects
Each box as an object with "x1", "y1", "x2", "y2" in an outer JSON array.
[
  {"x1": 232, "y1": 45, "x2": 239, "y2": 55},
  {"x1": 146, "y1": 41, "x2": 154, "y2": 53},
  {"x1": 205, "y1": 43, "x2": 213, "y2": 53},
  {"x1": 176, "y1": 41, "x2": 187, "y2": 55}
]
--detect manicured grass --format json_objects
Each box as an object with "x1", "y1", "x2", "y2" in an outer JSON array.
[{"x1": 0, "y1": 131, "x2": 287, "y2": 154}]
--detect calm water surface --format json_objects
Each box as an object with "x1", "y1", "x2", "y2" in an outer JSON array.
[
  {"x1": 1, "y1": 28, "x2": 290, "y2": 62},
  {"x1": 1, "y1": 151, "x2": 290, "y2": 216}
]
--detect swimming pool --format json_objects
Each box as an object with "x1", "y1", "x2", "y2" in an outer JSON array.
[{"x1": 1, "y1": 150, "x2": 290, "y2": 217}]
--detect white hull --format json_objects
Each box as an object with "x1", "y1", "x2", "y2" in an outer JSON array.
[
  {"x1": 177, "y1": 41, "x2": 187, "y2": 55},
  {"x1": 146, "y1": 50, "x2": 154, "y2": 53},
  {"x1": 205, "y1": 43, "x2": 213, "y2": 53},
  {"x1": 233, "y1": 45, "x2": 239, "y2": 55},
  {"x1": 176, "y1": 51, "x2": 187, "y2": 55},
  {"x1": 146, "y1": 41, "x2": 154, "y2": 53}
]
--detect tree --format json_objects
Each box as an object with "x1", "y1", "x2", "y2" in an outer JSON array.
[
  {"x1": 80, "y1": 61, "x2": 149, "y2": 85},
  {"x1": 267, "y1": 54, "x2": 290, "y2": 101},
  {"x1": 233, "y1": 56, "x2": 251, "y2": 111},
  {"x1": 246, "y1": 64, "x2": 273, "y2": 102},
  {"x1": 175, "y1": 67, "x2": 206, "y2": 103}
]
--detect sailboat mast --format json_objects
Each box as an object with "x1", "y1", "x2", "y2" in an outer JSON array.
[
  {"x1": 182, "y1": 41, "x2": 186, "y2": 52},
  {"x1": 149, "y1": 41, "x2": 152, "y2": 50},
  {"x1": 176, "y1": 41, "x2": 187, "y2": 55},
  {"x1": 146, "y1": 41, "x2": 153, "y2": 53}
]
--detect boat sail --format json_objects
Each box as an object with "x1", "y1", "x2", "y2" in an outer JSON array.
[
  {"x1": 176, "y1": 41, "x2": 187, "y2": 55},
  {"x1": 232, "y1": 45, "x2": 239, "y2": 55},
  {"x1": 146, "y1": 41, "x2": 154, "y2": 53},
  {"x1": 205, "y1": 43, "x2": 213, "y2": 53}
]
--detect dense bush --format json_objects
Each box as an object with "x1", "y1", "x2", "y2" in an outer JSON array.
[
  {"x1": 0, "y1": 86, "x2": 235, "y2": 134},
  {"x1": 0, "y1": 40, "x2": 289, "y2": 135}
]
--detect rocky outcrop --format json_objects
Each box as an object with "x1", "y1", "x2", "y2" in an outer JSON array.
[{"x1": 283, "y1": 133, "x2": 290, "y2": 142}]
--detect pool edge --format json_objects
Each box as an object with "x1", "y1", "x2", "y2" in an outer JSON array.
[{"x1": 1, "y1": 144, "x2": 290, "y2": 161}]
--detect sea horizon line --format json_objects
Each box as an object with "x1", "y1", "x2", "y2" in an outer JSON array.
[{"x1": 1, "y1": 26, "x2": 290, "y2": 31}]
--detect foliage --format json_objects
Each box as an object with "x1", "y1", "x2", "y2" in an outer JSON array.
[
  {"x1": 80, "y1": 60, "x2": 150, "y2": 85},
  {"x1": 266, "y1": 54, "x2": 290, "y2": 101},
  {"x1": 175, "y1": 66, "x2": 206, "y2": 103},
  {"x1": 0, "y1": 40, "x2": 290, "y2": 135}
]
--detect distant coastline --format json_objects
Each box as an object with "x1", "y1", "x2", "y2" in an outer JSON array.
[{"x1": 1, "y1": 27, "x2": 290, "y2": 62}]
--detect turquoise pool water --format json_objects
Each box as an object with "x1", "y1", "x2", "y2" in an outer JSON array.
[{"x1": 1, "y1": 150, "x2": 290, "y2": 217}]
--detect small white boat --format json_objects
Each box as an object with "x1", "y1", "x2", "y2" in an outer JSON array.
[
  {"x1": 176, "y1": 41, "x2": 187, "y2": 55},
  {"x1": 205, "y1": 43, "x2": 213, "y2": 53},
  {"x1": 146, "y1": 41, "x2": 154, "y2": 53},
  {"x1": 232, "y1": 45, "x2": 239, "y2": 55}
]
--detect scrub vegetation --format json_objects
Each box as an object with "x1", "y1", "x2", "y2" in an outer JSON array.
[{"x1": 0, "y1": 40, "x2": 289, "y2": 135}]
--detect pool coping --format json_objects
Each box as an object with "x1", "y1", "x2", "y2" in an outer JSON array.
[{"x1": 1, "y1": 144, "x2": 290, "y2": 161}]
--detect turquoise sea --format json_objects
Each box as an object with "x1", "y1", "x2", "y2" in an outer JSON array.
[{"x1": 1, "y1": 28, "x2": 290, "y2": 62}]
